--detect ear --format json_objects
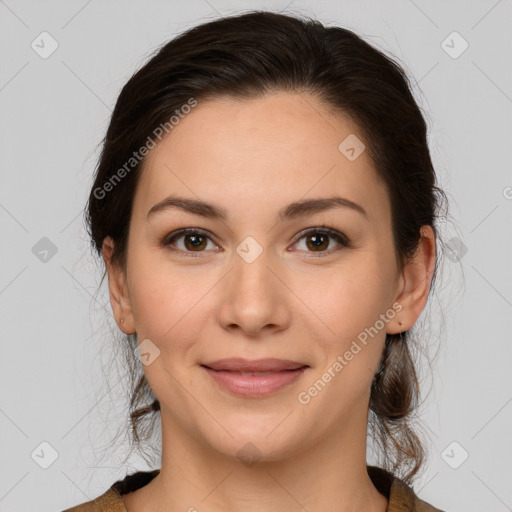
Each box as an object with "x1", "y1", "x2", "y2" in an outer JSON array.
[
  {"x1": 387, "y1": 225, "x2": 437, "y2": 335},
  {"x1": 102, "y1": 236, "x2": 135, "y2": 334}
]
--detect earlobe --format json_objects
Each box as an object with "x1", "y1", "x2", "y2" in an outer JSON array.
[
  {"x1": 387, "y1": 225, "x2": 436, "y2": 335},
  {"x1": 386, "y1": 317, "x2": 405, "y2": 336},
  {"x1": 102, "y1": 237, "x2": 136, "y2": 334}
]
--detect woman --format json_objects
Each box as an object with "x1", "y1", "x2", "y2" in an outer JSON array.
[{"x1": 64, "y1": 10, "x2": 447, "y2": 511}]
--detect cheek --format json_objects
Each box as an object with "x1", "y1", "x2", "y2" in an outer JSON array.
[
  {"x1": 127, "y1": 255, "x2": 221, "y2": 365},
  {"x1": 305, "y1": 260, "x2": 391, "y2": 342},
  {"x1": 127, "y1": 266, "x2": 215, "y2": 405},
  {"x1": 302, "y1": 259, "x2": 392, "y2": 393},
  {"x1": 130, "y1": 279, "x2": 205, "y2": 345}
]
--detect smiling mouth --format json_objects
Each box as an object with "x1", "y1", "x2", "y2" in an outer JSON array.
[
  {"x1": 200, "y1": 364, "x2": 309, "y2": 397},
  {"x1": 201, "y1": 357, "x2": 308, "y2": 372}
]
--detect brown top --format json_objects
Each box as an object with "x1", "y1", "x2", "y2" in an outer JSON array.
[{"x1": 62, "y1": 466, "x2": 443, "y2": 512}]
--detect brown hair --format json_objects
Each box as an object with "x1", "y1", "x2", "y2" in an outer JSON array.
[{"x1": 85, "y1": 10, "x2": 448, "y2": 482}]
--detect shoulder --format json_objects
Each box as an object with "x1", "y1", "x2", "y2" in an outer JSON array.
[
  {"x1": 368, "y1": 466, "x2": 444, "y2": 512},
  {"x1": 61, "y1": 488, "x2": 124, "y2": 512},
  {"x1": 389, "y1": 478, "x2": 443, "y2": 512},
  {"x1": 63, "y1": 467, "x2": 443, "y2": 512},
  {"x1": 61, "y1": 469, "x2": 160, "y2": 512}
]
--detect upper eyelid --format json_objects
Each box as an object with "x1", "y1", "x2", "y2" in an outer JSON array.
[{"x1": 165, "y1": 228, "x2": 218, "y2": 245}]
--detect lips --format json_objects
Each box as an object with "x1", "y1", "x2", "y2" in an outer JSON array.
[
  {"x1": 201, "y1": 358, "x2": 308, "y2": 373},
  {"x1": 200, "y1": 358, "x2": 309, "y2": 397}
]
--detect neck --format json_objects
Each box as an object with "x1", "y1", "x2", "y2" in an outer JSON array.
[{"x1": 130, "y1": 408, "x2": 388, "y2": 512}]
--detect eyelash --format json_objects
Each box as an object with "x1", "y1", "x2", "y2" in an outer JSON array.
[{"x1": 160, "y1": 225, "x2": 351, "y2": 258}]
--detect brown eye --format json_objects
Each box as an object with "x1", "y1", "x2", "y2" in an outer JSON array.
[
  {"x1": 305, "y1": 232, "x2": 330, "y2": 251},
  {"x1": 293, "y1": 228, "x2": 350, "y2": 254},
  {"x1": 182, "y1": 233, "x2": 207, "y2": 251},
  {"x1": 162, "y1": 228, "x2": 218, "y2": 255}
]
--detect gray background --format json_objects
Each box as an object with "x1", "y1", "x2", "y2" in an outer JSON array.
[{"x1": 1, "y1": 1, "x2": 511, "y2": 511}]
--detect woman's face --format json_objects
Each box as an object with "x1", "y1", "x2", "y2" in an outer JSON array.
[{"x1": 106, "y1": 92, "x2": 412, "y2": 461}]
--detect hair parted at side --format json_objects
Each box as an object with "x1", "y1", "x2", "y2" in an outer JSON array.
[{"x1": 85, "y1": 10, "x2": 448, "y2": 482}]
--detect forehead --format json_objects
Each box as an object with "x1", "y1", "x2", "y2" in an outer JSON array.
[{"x1": 133, "y1": 92, "x2": 390, "y2": 224}]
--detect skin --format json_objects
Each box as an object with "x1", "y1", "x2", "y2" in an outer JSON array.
[{"x1": 103, "y1": 91, "x2": 436, "y2": 512}]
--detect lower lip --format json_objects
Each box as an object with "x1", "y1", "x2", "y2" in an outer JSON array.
[{"x1": 202, "y1": 366, "x2": 308, "y2": 398}]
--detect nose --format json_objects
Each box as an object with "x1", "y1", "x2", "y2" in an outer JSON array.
[{"x1": 216, "y1": 245, "x2": 291, "y2": 338}]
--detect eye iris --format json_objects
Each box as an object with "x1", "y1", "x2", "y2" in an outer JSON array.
[
  {"x1": 175, "y1": 230, "x2": 338, "y2": 253},
  {"x1": 184, "y1": 234, "x2": 207, "y2": 251},
  {"x1": 306, "y1": 233, "x2": 329, "y2": 251}
]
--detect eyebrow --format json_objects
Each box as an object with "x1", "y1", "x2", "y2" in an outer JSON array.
[{"x1": 146, "y1": 195, "x2": 368, "y2": 222}]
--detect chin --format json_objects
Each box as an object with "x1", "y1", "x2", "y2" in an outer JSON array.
[{"x1": 200, "y1": 416, "x2": 309, "y2": 465}]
